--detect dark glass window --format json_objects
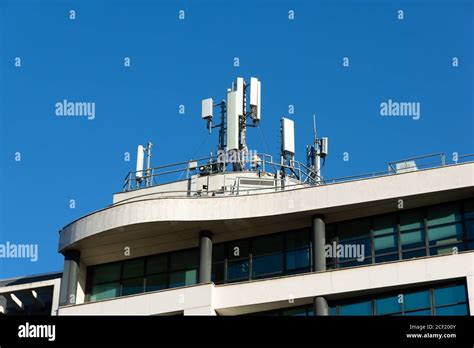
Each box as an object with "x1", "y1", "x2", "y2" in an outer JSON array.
[
  {"x1": 375, "y1": 295, "x2": 401, "y2": 315},
  {"x1": 123, "y1": 259, "x2": 144, "y2": 279},
  {"x1": 92, "y1": 263, "x2": 121, "y2": 283},
  {"x1": 145, "y1": 273, "x2": 167, "y2": 292},
  {"x1": 121, "y1": 278, "x2": 144, "y2": 296},
  {"x1": 434, "y1": 284, "x2": 466, "y2": 307},
  {"x1": 404, "y1": 290, "x2": 431, "y2": 311},
  {"x1": 339, "y1": 301, "x2": 372, "y2": 315},
  {"x1": 227, "y1": 260, "x2": 249, "y2": 281},
  {"x1": 146, "y1": 254, "x2": 167, "y2": 274}
]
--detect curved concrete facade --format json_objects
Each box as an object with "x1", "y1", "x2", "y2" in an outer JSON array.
[{"x1": 59, "y1": 163, "x2": 474, "y2": 255}]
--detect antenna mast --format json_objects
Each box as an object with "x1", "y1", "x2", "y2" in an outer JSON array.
[
  {"x1": 307, "y1": 114, "x2": 328, "y2": 185},
  {"x1": 201, "y1": 77, "x2": 261, "y2": 173}
]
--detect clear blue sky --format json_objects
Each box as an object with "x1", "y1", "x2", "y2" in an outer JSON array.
[{"x1": 0, "y1": 0, "x2": 473, "y2": 278}]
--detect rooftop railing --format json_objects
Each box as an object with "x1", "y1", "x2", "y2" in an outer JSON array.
[{"x1": 120, "y1": 152, "x2": 474, "y2": 198}]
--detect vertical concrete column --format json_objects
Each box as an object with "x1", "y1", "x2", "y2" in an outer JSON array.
[
  {"x1": 59, "y1": 250, "x2": 80, "y2": 306},
  {"x1": 314, "y1": 296, "x2": 330, "y2": 316},
  {"x1": 312, "y1": 215, "x2": 329, "y2": 315},
  {"x1": 312, "y1": 215, "x2": 326, "y2": 272},
  {"x1": 199, "y1": 231, "x2": 213, "y2": 283}
]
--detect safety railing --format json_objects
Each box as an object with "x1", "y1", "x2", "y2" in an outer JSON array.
[{"x1": 120, "y1": 152, "x2": 474, "y2": 198}]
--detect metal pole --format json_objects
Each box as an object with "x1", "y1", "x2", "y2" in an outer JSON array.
[{"x1": 146, "y1": 142, "x2": 152, "y2": 187}]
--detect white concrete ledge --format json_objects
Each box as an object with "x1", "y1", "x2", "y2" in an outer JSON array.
[{"x1": 59, "y1": 163, "x2": 474, "y2": 251}]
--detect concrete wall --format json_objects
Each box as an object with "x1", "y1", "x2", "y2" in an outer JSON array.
[{"x1": 59, "y1": 163, "x2": 474, "y2": 253}]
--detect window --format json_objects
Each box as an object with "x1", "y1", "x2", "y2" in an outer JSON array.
[
  {"x1": 433, "y1": 283, "x2": 468, "y2": 316},
  {"x1": 427, "y1": 204, "x2": 463, "y2": 255},
  {"x1": 252, "y1": 235, "x2": 284, "y2": 279},
  {"x1": 169, "y1": 249, "x2": 198, "y2": 288},
  {"x1": 404, "y1": 290, "x2": 431, "y2": 313},
  {"x1": 87, "y1": 248, "x2": 199, "y2": 302},
  {"x1": 339, "y1": 301, "x2": 372, "y2": 316},
  {"x1": 89, "y1": 263, "x2": 121, "y2": 301},
  {"x1": 375, "y1": 295, "x2": 401, "y2": 315}
]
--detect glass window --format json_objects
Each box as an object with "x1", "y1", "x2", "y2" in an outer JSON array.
[
  {"x1": 170, "y1": 250, "x2": 198, "y2": 271},
  {"x1": 252, "y1": 234, "x2": 283, "y2": 255},
  {"x1": 92, "y1": 263, "x2": 121, "y2": 284},
  {"x1": 252, "y1": 254, "x2": 283, "y2": 278},
  {"x1": 404, "y1": 290, "x2": 430, "y2": 311},
  {"x1": 339, "y1": 301, "x2": 372, "y2": 315},
  {"x1": 375, "y1": 253, "x2": 399, "y2": 263},
  {"x1": 464, "y1": 199, "x2": 474, "y2": 220},
  {"x1": 400, "y1": 210, "x2": 423, "y2": 231},
  {"x1": 227, "y1": 260, "x2": 249, "y2": 281},
  {"x1": 145, "y1": 273, "x2": 167, "y2": 292},
  {"x1": 212, "y1": 244, "x2": 225, "y2": 263},
  {"x1": 430, "y1": 244, "x2": 463, "y2": 256},
  {"x1": 282, "y1": 307, "x2": 307, "y2": 316},
  {"x1": 402, "y1": 248, "x2": 426, "y2": 260},
  {"x1": 401, "y1": 230, "x2": 425, "y2": 249},
  {"x1": 90, "y1": 282, "x2": 120, "y2": 301},
  {"x1": 435, "y1": 304, "x2": 468, "y2": 316},
  {"x1": 121, "y1": 278, "x2": 143, "y2": 296},
  {"x1": 146, "y1": 254, "x2": 167, "y2": 274},
  {"x1": 373, "y1": 215, "x2": 397, "y2": 236},
  {"x1": 465, "y1": 220, "x2": 474, "y2": 240},
  {"x1": 211, "y1": 262, "x2": 225, "y2": 283},
  {"x1": 375, "y1": 295, "x2": 401, "y2": 315},
  {"x1": 286, "y1": 230, "x2": 309, "y2": 250},
  {"x1": 286, "y1": 249, "x2": 310, "y2": 271},
  {"x1": 169, "y1": 269, "x2": 197, "y2": 288},
  {"x1": 428, "y1": 224, "x2": 462, "y2": 245},
  {"x1": 374, "y1": 234, "x2": 398, "y2": 254},
  {"x1": 227, "y1": 240, "x2": 249, "y2": 260},
  {"x1": 338, "y1": 219, "x2": 370, "y2": 241},
  {"x1": 405, "y1": 309, "x2": 432, "y2": 316},
  {"x1": 434, "y1": 284, "x2": 466, "y2": 306},
  {"x1": 123, "y1": 259, "x2": 144, "y2": 279},
  {"x1": 427, "y1": 204, "x2": 461, "y2": 227}
]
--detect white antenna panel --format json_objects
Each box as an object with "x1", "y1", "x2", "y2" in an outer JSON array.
[
  {"x1": 256, "y1": 80, "x2": 261, "y2": 120},
  {"x1": 236, "y1": 77, "x2": 244, "y2": 116},
  {"x1": 136, "y1": 145, "x2": 144, "y2": 179},
  {"x1": 321, "y1": 137, "x2": 328, "y2": 156},
  {"x1": 226, "y1": 91, "x2": 239, "y2": 151},
  {"x1": 282, "y1": 117, "x2": 295, "y2": 155},
  {"x1": 250, "y1": 77, "x2": 258, "y2": 106},
  {"x1": 250, "y1": 77, "x2": 261, "y2": 120},
  {"x1": 201, "y1": 98, "x2": 213, "y2": 119}
]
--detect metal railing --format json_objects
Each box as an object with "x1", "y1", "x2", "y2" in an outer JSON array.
[
  {"x1": 122, "y1": 153, "x2": 319, "y2": 192},
  {"x1": 120, "y1": 152, "x2": 474, "y2": 198}
]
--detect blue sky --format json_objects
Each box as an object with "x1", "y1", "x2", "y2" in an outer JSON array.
[{"x1": 0, "y1": 0, "x2": 473, "y2": 278}]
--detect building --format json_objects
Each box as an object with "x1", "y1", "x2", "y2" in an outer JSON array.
[{"x1": 1, "y1": 77, "x2": 473, "y2": 316}]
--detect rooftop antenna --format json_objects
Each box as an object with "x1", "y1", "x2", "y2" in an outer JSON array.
[
  {"x1": 135, "y1": 142, "x2": 153, "y2": 188},
  {"x1": 280, "y1": 117, "x2": 296, "y2": 178},
  {"x1": 201, "y1": 77, "x2": 261, "y2": 173},
  {"x1": 306, "y1": 114, "x2": 328, "y2": 185}
]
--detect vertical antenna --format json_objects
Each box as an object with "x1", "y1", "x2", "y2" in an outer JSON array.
[
  {"x1": 313, "y1": 114, "x2": 317, "y2": 142},
  {"x1": 145, "y1": 142, "x2": 153, "y2": 187}
]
